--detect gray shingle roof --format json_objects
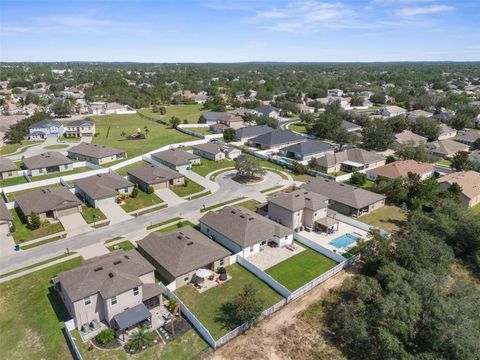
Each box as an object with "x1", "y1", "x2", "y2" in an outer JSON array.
[
  {"x1": 280, "y1": 140, "x2": 334, "y2": 157},
  {"x1": 15, "y1": 187, "x2": 82, "y2": 215},
  {"x1": 255, "y1": 105, "x2": 280, "y2": 116},
  {"x1": 202, "y1": 112, "x2": 225, "y2": 123},
  {"x1": 316, "y1": 148, "x2": 385, "y2": 168},
  {"x1": 268, "y1": 189, "x2": 329, "y2": 212},
  {"x1": 0, "y1": 200, "x2": 12, "y2": 222},
  {"x1": 342, "y1": 120, "x2": 362, "y2": 131},
  {"x1": 23, "y1": 152, "x2": 72, "y2": 170},
  {"x1": 151, "y1": 148, "x2": 199, "y2": 166},
  {"x1": 250, "y1": 130, "x2": 304, "y2": 147},
  {"x1": 66, "y1": 119, "x2": 95, "y2": 127},
  {"x1": 74, "y1": 172, "x2": 133, "y2": 200},
  {"x1": 138, "y1": 226, "x2": 231, "y2": 278},
  {"x1": 128, "y1": 165, "x2": 183, "y2": 185},
  {"x1": 0, "y1": 158, "x2": 17, "y2": 173},
  {"x1": 68, "y1": 142, "x2": 125, "y2": 159},
  {"x1": 235, "y1": 125, "x2": 274, "y2": 139},
  {"x1": 29, "y1": 119, "x2": 62, "y2": 130}
]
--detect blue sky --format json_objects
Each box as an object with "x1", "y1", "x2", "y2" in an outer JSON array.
[{"x1": 1, "y1": 0, "x2": 479, "y2": 62}]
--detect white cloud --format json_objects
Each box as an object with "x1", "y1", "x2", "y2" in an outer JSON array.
[{"x1": 396, "y1": 4, "x2": 454, "y2": 16}]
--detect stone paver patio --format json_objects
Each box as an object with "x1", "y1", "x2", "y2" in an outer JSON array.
[{"x1": 247, "y1": 243, "x2": 305, "y2": 270}]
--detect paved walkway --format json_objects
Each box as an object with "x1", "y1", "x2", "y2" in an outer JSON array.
[
  {"x1": 179, "y1": 169, "x2": 219, "y2": 193},
  {"x1": 154, "y1": 188, "x2": 186, "y2": 206},
  {"x1": 99, "y1": 203, "x2": 132, "y2": 224}
]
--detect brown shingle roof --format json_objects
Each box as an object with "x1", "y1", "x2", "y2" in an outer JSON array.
[
  {"x1": 268, "y1": 189, "x2": 329, "y2": 212},
  {"x1": 316, "y1": 148, "x2": 385, "y2": 168},
  {"x1": 429, "y1": 140, "x2": 469, "y2": 157},
  {"x1": 367, "y1": 160, "x2": 433, "y2": 179},
  {"x1": 0, "y1": 158, "x2": 17, "y2": 173},
  {"x1": 0, "y1": 200, "x2": 12, "y2": 222},
  {"x1": 192, "y1": 142, "x2": 224, "y2": 155},
  {"x1": 128, "y1": 165, "x2": 183, "y2": 185},
  {"x1": 74, "y1": 172, "x2": 133, "y2": 200},
  {"x1": 438, "y1": 171, "x2": 480, "y2": 200},
  {"x1": 68, "y1": 142, "x2": 125, "y2": 159},
  {"x1": 23, "y1": 152, "x2": 72, "y2": 170},
  {"x1": 138, "y1": 226, "x2": 231, "y2": 278},
  {"x1": 151, "y1": 148, "x2": 199, "y2": 166},
  {"x1": 199, "y1": 206, "x2": 293, "y2": 248},
  {"x1": 15, "y1": 187, "x2": 82, "y2": 215}
]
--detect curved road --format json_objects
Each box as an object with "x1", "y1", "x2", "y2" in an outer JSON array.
[{"x1": 0, "y1": 170, "x2": 286, "y2": 274}]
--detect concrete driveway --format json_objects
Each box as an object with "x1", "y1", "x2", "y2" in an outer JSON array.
[
  {"x1": 99, "y1": 203, "x2": 132, "y2": 224},
  {"x1": 58, "y1": 213, "x2": 92, "y2": 237},
  {"x1": 154, "y1": 188, "x2": 186, "y2": 206},
  {"x1": 0, "y1": 224, "x2": 16, "y2": 256}
]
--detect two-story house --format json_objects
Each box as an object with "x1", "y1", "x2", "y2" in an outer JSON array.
[
  {"x1": 28, "y1": 119, "x2": 64, "y2": 140},
  {"x1": 63, "y1": 119, "x2": 96, "y2": 138}
]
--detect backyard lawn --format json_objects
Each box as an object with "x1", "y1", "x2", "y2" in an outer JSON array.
[
  {"x1": 120, "y1": 190, "x2": 163, "y2": 213},
  {"x1": 80, "y1": 206, "x2": 107, "y2": 224},
  {"x1": 10, "y1": 208, "x2": 65, "y2": 243},
  {"x1": 115, "y1": 160, "x2": 151, "y2": 176},
  {"x1": 359, "y1": 204, "x2": 407, "y2": 233},
  {"x1": 90, "y1": 113, "x2": 196, "y2": 158},
  {"x1": 0, "y1": 175, "x2": 28, "y2": 187},
  {"x1": 0, "y1": 257, "x2": 83, "y2": 360},
  {"x1": 192, "y1": 158, "x2": 235, "y2": 177},
  {"x1": 183, "y1": 127, "x2": 212, "y2": 135},
  {"x1": 171, "y1": 178, "x2": 205, "y2": 197},
  {"x1": 237, "y1": 199, "x2": 262, "y2": 212},
  {"x1": 265, "y1": 246, "x2": 338, "y2": 291},
  {"x1": 138, "y1": 104, "x2": 204, "y2": 124},
  {"x1": 30, "y1": 167, "x2": 91, "y2": 181},
  {"x1": 288, "y1": 122, "x2": 308, "y2": 134},
  {"x1": 175, "y1": 263, "x2": 284, "y2": 339},
  {"x1": 107, "y1": 240, "x2": 136, "y2": 251}
]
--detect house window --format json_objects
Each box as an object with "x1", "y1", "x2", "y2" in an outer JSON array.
[
  {"x1": 314, "y1": 212, "x2": 317, "y2": 216},
  {"x1": 133, "y1": 287, "x2": 139, "y2": 296},
  {"x1": 111, "y1": 296, "x2": 117, "y2": 305},
  {"x1": 84, "y1": 296, "x2": 91, "y2": 306}
]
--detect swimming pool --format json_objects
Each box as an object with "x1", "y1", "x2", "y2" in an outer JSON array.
[
  {"x1": 275, "y1": 157, "x2": 291, "y2": 164},
  {"x1": 329, "y1": 233, "x2": 360, "y2": 249}
]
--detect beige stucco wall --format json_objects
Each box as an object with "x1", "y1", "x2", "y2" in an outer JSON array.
[
  {"x1": 0, "y1": 170, "x2": 20, "y2": 179},
  {"x1": 72, "y1": 293, "x2": 105, "y2": 329},
  {"x1": 104, "y1": 287, "x2": 143, "y2": 325}
]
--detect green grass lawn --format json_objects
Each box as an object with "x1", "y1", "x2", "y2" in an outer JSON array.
[
  {"x1": 436, "y1": 158, "x2": 452, "y2": 167},
  {"x1": 115, "y1": 160, "x2": 151, "y2": 176},
  {"x1": 5, "y1": 183, "x2": 63, "y2": 202},
  {"x1": 120, "y1": 190, "x2": 163, "y2": 213},
  {"x1": 288, "y1": 122, "x2": 308, "y2": 134},
  {"x1": 192, "y1": 158, "x2": 235, "y2": 177},
  {"x1": 10, "y1": 208, "x2": 65, "y2": 243},
  {"x1": 0, "y1": 257, "x2": 83, "y2": 360},
  {"x1": 359, "y1": 204, "x2": 407, "y2": 233},
  {"x1": 470, "y1": 203, "x2": 480, "y2": 215},
  {"x1": 200, "y1": 197, "x2": 245, "y2": 212},
  {"x1": 146, "y1": 217, "x2": 182, "y2": 230},
  {"x1": 0, "y1": 140, "x2": 40, "y2": 155},
  {"x1": 58, "y1": 137, "x2": 81, "y2": 143},
  {"x1": 0, "y1": 175, "x2": 28, "y2": 187},
  {"x1": 183, "y1": 127, "x2": 212, "y2": 135},
  {"x1": 138, "y1": 104, "x2": 204, "y2": 124},
  {"x1": 237, "y1": 199, "x2": 262, "y2": 212},
  {"x1": 43, "y1": 144, "x2": 69, "y2": 150},
  {"x1": 156, "y1": 220, "x2": 196, "y2": 233},
  {"x1": 80, "y1": 206, "x2": 107, "y2": 224},
  {"x1": 175, "y1": 263, "x2": 284, "y2": 339},
  {"x1": 30, "y1": 167, "x2": 91, "y2": 181},
  {"x1": 265, "y1": 246, "x2": 338, "y2": 291},
  {"x1": 90, "y1": 113, "x2": 196, "y2": 158},
  {"x1": 171, "y1": 178, "x2": 205, "y2": 197},
  {"x1": 107, "y1": 240, "x2": 136, "y2": 251}
]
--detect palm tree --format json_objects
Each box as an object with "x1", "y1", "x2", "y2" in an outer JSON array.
[
  {"x1": 120, "y1": 131, "x2": 126, "y2": 138},
  {"x1": 125, "y1": 326, "x2": 154, "y2": 352}
]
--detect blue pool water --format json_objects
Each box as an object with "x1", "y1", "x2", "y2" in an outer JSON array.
[
  {"x1": 329, "y1": 233, "x2": 360, "y2": 249},
  {"x1": 275, "y1": 157, "x2": 291, "y2": 164}
]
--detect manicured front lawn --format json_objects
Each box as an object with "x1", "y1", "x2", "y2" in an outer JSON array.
[
  {"x1": 107, "y1": 240, "x2": 136, "y2": 251},
  {"x1": 200, "y1": 197, "x2": 245, "y2": 212},
  {"x1": 115, "y1": 160, "x2": 151, "y2": 176},
  {"x1": 80, "y1": 206, "x2": 107, "y2": 224},
  {"x1": 237, "y1": 199, "x2": 262, "y2": 212},
  {"x1": 288, "y1": 122, "x2": 308, "y2": 134},
  {"x1": 43, "y1": 144, "x2": 69, "y2": 150},
  {"x1": 90, "y1": 113, "x2": 196, "y2": 158},
  {"x1": 120, "y1": 190, "x2": 163, "y2": 213},
  {"x1": 359, "y1": 204, "x2": 407, "y2": 233},
  {"x1": 146, "y1": 217, "x2": 182, "y2": 230},
  {"x1": 0, "y1": 257, "x2": 83, "y2": 360},
  {"x1": 10, "y1": 208, "x2": 65, "y2": 243},
  {"x1": 171, "y1": 178, "x2": 205, "y2": 197},
  {"x1": 0, "y1": 175, "x2": 28, "y2": 187},
  {"x1": 175, "y1": 263, "x2": 284, "y2": 339},
  {"x1": 138, "y1": 104, "x2": 204, "y2": 124},
  {"x1": 30, "y1": 167, "x2": 91, "y2": 181},
  {"x1": 192, "y1": 158, "x2": 234, "y2": 177},
  {"x1": 265, "y1": 246, "x2": 338, "y2": 291},
  {"x1": 156, "y1": 220, "x2": 196, "y2": 233}
]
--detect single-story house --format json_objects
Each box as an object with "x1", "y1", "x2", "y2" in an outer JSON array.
[
  {"x1": 366, "y1": 160, "x2": 434, "y2": 181},
  {"x1": 302, "y1": 178, "x2": 386, "y2": 217},
  {"x1": 248, "y1": 130, "x2": 305, "y2": 150},
  {"x1": 428, "y1": 140, "x2": 470, "y2": 159},
  {"x1": 0, "y1": 158, "x2": 19, "y2": 180},
  {"x1": 192, "y1": 142, "x2": 241, "y2": 161},
  {"x1": 137, "y1": 226, "x2": 231, "y2": 289},
  {"x1": 254, "y1": 105, "x2": 281, "y2": 119},
  {"x1": 437, "y1": 124, "x2": 457, "y2": 140},
  {"x1": 432, "y1": 112, "x2": 454, "y2": 123},
  {"x1": 380, "y1": 106, "x2": 407, "y2": 118},
  {"x1": 278, "y1": 140, "x2": 335, "y2": 161},
  {"x1": 209, "y1": 123, "x2": 228, "y2": 134},
  {"x1": 0, "y1": 199, "x2": 13, "y2": 226},
  {"x1": 54, "y1": 250, "x2": 161, "y2": 331},
  {"x1": 297, "y1": 104, "x2": 315, "y2": 114},
  {"x1": 89, "y1": 102, "x2": 136, "y2": 115},
  {"x1": 74, "y1": 172, "x2": 134, "y2": 208},
  {"x1": 63, "y1": 119, "x2": 96, "y2": 138},
  {"x1": 199, "y1": 205, "x2": 293, "y2": 258},
  {"x1": 15, "y1": 187, "x2": 82, "y2": 223},
  {"x1": 68, "y1": 142, "x2": 127, "y2": 165},
  {"x1": 127, "y1": 165, "x2": 184, "y2": 192},
  {"x1": 438, "y1": 171, "x2": 480, "y2": 208},
  {"x1": 28, "y1": 119, "x2": 64, "y2": 140},
  {"x1": 328, "y1": 89, "x2": 344, "y2": 97},
  {"x1": 455, "y1": 130, "x2": 480, "y2": 146},
  {"x1": 202, "y1": 111, "x2": 226, "y2": 124},
  {"x1": 150, "y1": 148, "x2": 200, "y2": 171},
  {"x1": 391, "y1": 130, "x2": 428, "y2": 150},
  {"x1": 314, "y1": 148, "x2": 386, "y2": 174},
  {"x1": 235, "y1": 125, "x2": 274, "y2": 142},
  {"x1": 407, "y1": 109, "x2": 433, "y2": 120},
  {"x1": 23, "y1": 152, "x2": 73, "y2": 177}
]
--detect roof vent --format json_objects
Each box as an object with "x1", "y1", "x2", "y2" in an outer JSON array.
[
  {"x1": 240, "y1": 215, "x2": 245, "y2": 219},
  {"x1": 294, "y1": 194, "x2": 300, "y2": 198},
  {"x1": 113, "y1": 260, "x2": 122, "y2": 265},
  {"x1": 93, "y1": 266, "x2": 103, "y2": 272},
  {"x1": 108, "y1": 272, "x2": 114, "y2": 278},
  {"x1": 187, "y1": 241, "x2": 194, "y2": 246},
  {"x1": 248, "y1": 217, "x2": 254, "y2": 221},
  {"x1": 124, "y1": 255, "x2": 130, "y2": 259}
]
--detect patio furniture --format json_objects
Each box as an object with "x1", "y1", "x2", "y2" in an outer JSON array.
[
  {"x1": 195, "y1": 268, "x2": 213, "y2": 278},
  {"x1": 219, "y1": 272, "x2": 227, "y2": 281}
]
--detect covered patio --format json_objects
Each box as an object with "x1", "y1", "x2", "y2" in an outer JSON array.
[
  {"x1": 113, "y1": 303, "x2": 153, "y2": 341},
  {"x1": 314, "y1": 216, "x2": 339, "y2": 234}
]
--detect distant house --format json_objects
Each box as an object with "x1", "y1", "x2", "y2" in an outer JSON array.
[
  {"x1": 137, "y1": 226, "x2": 231, "y2": 289},
  {"x1": 302, "y1": 178, "x2": 386, "y2": 216},
  {"x1": 209, "y1": 123, "x2": 228, "y2": 134},
  {"x1": 328, "y1": 89, "x2": 344, "y2": 97},
  {"x1": 428, "y1": 140, "x2": 470, "y2": 159},
  {"x1": 217, "y1": 114, "x2": 244, "y2": 130},
  {"x1": 469, "y1": 150, "x2": 480, "y2": 163},
  {"x1": 192, "y1": 141, "x2": 241, "y2": 161},
  {"x1": 235, "y1": 125, "x2": 274, "y2": 142},
  {"x1": 193, "y1": 94, "x2": 208, "y2": 104},
  {"x1": 278, "y1": 140, "x2": 335, "y2": 161},
  {"x1": 366, "y1": 160, "x2": 434, "y2": 181},
  {"x1": 28, "y1": 119, "x2": 64, "y2": 140},
  {"x1": 88, "y1": 102, "x2": 136, "y2": 115},
  {"x1": 314, "y1": 148, "x2": 386, "y2": 174},
  {"x1": 297, "y1": 104, "x2": 314, "y2": 114},
  {"x1": 342, "y1": 120, "x2": 362, "y2": 132},
  {"x1": 0, "y1": 158, "x2": 19, "y2": 180},
  {"x1": 248, "y1": 130, "x2": 304, "y2": 150},
  {"x1": 68, "y1": 143, "x2": 126, "y2": 165},
  {"x1": 202, "y1": 111, "x2": 225, "y2": 124},
  {"x1": 63, "y1": 119, "x2": 96, "y2": 138},
  {"x1": 379, "y1": 105, "x2": 407, "y2": 118},
  {"x1": 438, "y1": 171, "x2": 480, "y2": 208},
  {"x1": 54, "y1": 250, "x2": 161, "y2": 331},
  {"x1": 150, "y1": 148, "x2": 200, "y2": 171},
  {"x1": 199, "y1": 206, "x2": 293, "y2": 258},
  {"x1": 455, "y1": 129, "x2": 480, "y2": 146},
  {"x1": 407, "y1": 109, "x2": 433, "y2": 120},
  {"x1": 15, "y1": 187, "x2": 82, "y2": 223},
  {"x1": 254, "y1": 105, "x2": 281, "y2": 119},
  {"x1": 392, "y1": 130, "x2": 428, "y2": 150},
  {"x1": 128, "y1": 165, "x2": 184, "y2": 192},
  {"x1": 23, "y1": 152, "x2": 73, "y2": 177},
  {"x1": 0, "y1": 199, "x2": 12, "y2": 227},
  {"x1": 437, "y1": 123, "x2": 457, "y2": 140},
  {"x1": 74, "y1": 172, "x2": 134, "y2": 208},
  {"x1": 432, "y1": 111, "x2": 454, "y2": 123}
]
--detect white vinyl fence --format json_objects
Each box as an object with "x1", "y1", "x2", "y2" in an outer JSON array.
[
  {"x1": 293, "y1": 233, "x2": 347, "y2": 263},
  {"x1": 335, "y1": 213, "x2": 390, "y2": 237},
  {"x1": 64, "y1": 320, "x2": 83, "y2": 360}
]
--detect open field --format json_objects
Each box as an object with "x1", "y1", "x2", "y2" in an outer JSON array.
[
  {"x1": 358, "y1": 204, "x2": 407, "y2": 233},
  {"x1": 115, "y1": 160, "x2": 151, "y2": 176},
  {"x1": 10, "y1": 208, "x2": 65, "y2": 243},
  {"x1": 138, "y1": 104, "x2": 204, "y2": 124},
  {"x1": 175, "y1": 263, "x2": 284, "y2": 339},
  {"x1": 120, "y1": 191, "x2": 163, "y2": 212},
  {"x1": 90, "y1": 113, "x2": 196, "y2": 158},
  {"x1": 192, "y1": 158, "x2": 234, "y2": 177},
  {"x1": 171, "y1": 178, "x2": 205, "y2": 197},
  {"x1": 288, "y1": 122, "x2": 308, "y2": 134},
  {"x1": 265, "y1": 246, "x2": 338, "y2": 291}
]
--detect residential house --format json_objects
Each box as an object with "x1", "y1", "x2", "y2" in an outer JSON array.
[
  {"x1": 137, "y1": 226, "x2": 231, "y2": 289},
  {"x1": 438, "y1": 171, "x2": 480, "y2": 208},
  {"x1": 74, "y1": 172, "x2": 134, "y2": 208},
  {"x1": 28, "y1": 119, "x2": 64, "y2": 140},
  {"x1": 23, "y1": 152, "x2": 73, "y2": 177},
  {"x1": 235, "y1": 125, "x2": 274, "y2": 142},
  {"x1": 328, "y1": 89, "x2": 344, "y2": 97},
  {"x1": 202, "y1": 111, "x2": 226, "y2": 124},
  {"x1": 54, "y1": 250, "x2": 161, "y2": 331},
  {"x1": 128, "y1": 165, "x2": 184, "y2": 192},
  {"x1": 297, "y1": 104, "x2": 315, "y2": 114},
  {"x1": 68, "y1": 143, "x2": 126, "y2": 165},
  {"x1": 432, "y1": 111, "x2": 454, "y2": 123},
  {"x1": 209, "y1": 123, "x2": 228, "y2": 134},
  {"x1": 314, "y1": 148, "x2": 386, "y2": 174},
  {"x1": 217, "y1": 114, "x2": 244, "y2": 130},
  {"x1": 428, "y1": 140, "x2": 470, "y2": 159},
  {"x1": 456, "y1": 129, "x2": 480, "y2": 146},
  {"x1": 437, "y1": 124, "x2": 457, "y2": 140},
  {"x1": 407, "y1": 109, "x2": 433, "y2": 120},
  {"x1": 0, "y1": 199, "x2": 12, "y2": 227},
  {"x1": 150, "y1": 148, "x2": 200, "y2": 171},
  {"x1": 278, "y1": 140, "x2": 335, "y2": 161},
  {"x1": 391, "y1": 130, "x2": 428, "y2": 150},
  {"x1": 199, "y1": 206, "x2": 293, "y2": 258},
  {"x1": 366, "y1": 160, "x2": 434, "y2": 181},
  {"x1": 248, "y1": 130, "x2": 304, "y2": 150},
  {"x1": 380, "y1": 105, "x2": 407, "y2": 118},
  {"x1": 88, "y1": 102, "x2": 135, "y2": 115},
  {"x1": 15, "y1": 187, "x2": 82, "y2": 223},
  {"x1": 64, "y1": 119, "x2": 96, "y2": 138},
  {"x1": 0, "y1": 158, "x2": 19, "y2": 180},
  {"x1": 302, "y1": 178, "x2": 386, "y2": 216},
  {"x1": 192, "y1": 142, "x2": 241, "y2": 161},
  {"x1": 254, "y1": 105, "x2": 281, "y2": 119},
  {"x1": 342, "y1": 120, "x2": 362, "y2": 132},
  {"x1": 193, "y1": 94, "x2": 208, "y2": 104}
]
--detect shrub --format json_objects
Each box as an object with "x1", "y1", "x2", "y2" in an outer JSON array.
[
  {"x1": 131, "y1": 188, "x2": 139, "y2": 198},
  {"x1": 125, "y1": 326, "x2": 154, "y2": 352},
  {"x1": 96, "y1": 328, "x2": 115, "y2": 344},
  {"x1": 29, "y1": 211, "x2": 40, "y2": 230},
  {"x1": 167, "y1": 299, "x2": 177, "y2": 313},
  {"x1": 9, "y1": 223, "x2": 16, "y2": 233},
  {"x1": 147, "y1": 186, "x2": 154, "y2": 194}
]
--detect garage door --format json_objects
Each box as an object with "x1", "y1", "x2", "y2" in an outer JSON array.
[
  {"x1": 95, "y1": 196, "x2": 116, "y2": 208},
  {"x1": 57, "y1": 207, "x2": 80, "y2": 217},
  {"x1": 153, "y1": 182, "x2": 167, "y2": 190}
]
